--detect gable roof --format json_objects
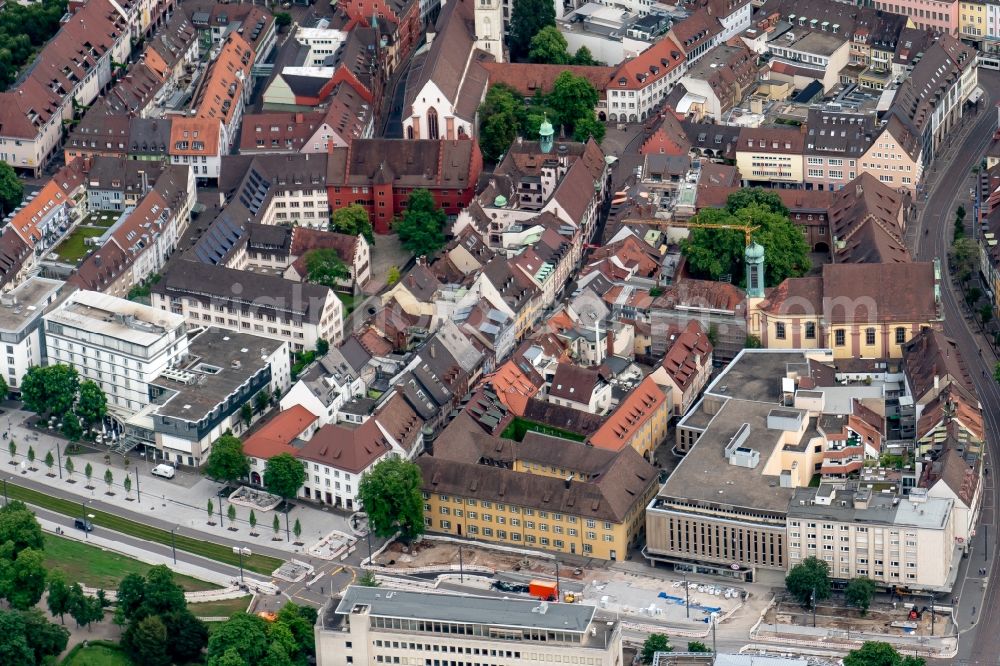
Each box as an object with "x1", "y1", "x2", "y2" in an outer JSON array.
[
  {"x1": 612, "y1": 35, "x2": 686, "y2": 91},
  {"x1": 660, "y1": 320, "x2": 713, "y2": 392},
  {"x1": 549, "y1": 364, "x2": 600, "y2": 403},
  {"x1": 589, "y1": 376, "x2": 667, "y2": 451},
  {"x1": 243, "y1": 405, "x2": 317, "y2": 459},
  {"x1": 298, "y1": 419, "x2": 392, "y2": 473}
]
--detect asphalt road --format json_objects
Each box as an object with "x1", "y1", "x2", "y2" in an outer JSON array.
[{"x1": 910, "y1": 70, "x2": 1000, "y2": 666}]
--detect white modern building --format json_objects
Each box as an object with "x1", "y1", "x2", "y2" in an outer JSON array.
[
  {"x1": 43, "y1": 291, "x2": 188, "y2": 417},
  {"x1": 316, "y1": 587, "x2": 623, "y2": 666},
  {"x1": 0, "y1": 277, "x2": 63, "y2": 394}
]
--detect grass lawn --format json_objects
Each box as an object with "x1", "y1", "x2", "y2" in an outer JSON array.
[
  {"x1": 54, "y1": 227, "x2": 105, "y2": 262},
  {"x1": 5, "y1": 481, "x2": 283, "y2": 575},
  {"x1": 81, "y1": 211, "x2": 119, "y2": 228},
  {"x1": 500, "y1": 416, "x2": 587, "y2": 443},
  {"x1": 62, "y1": 643, "x2": 132, "y2": 666},
  {"x1": 188, "y1": 595, "x2": 252, "y2": 619},
  {"x1": 44, "y1": 535, "x2": 218, "y2": 591},
  {"x1": 336, "y1": 291, "x2": 360, "y2": 314}
]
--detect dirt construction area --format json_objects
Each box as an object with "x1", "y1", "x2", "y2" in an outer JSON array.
[{"x1": 766, "y1": 597, "x2": 954, "y2": 637}]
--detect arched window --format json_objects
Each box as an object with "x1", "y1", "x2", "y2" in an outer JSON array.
[
  {"x1": 427, "y1": 107, "x2": 439, "y2": 140},
  {"x1": 406, "y1": 125, "x2": 414, "y2": 139}
]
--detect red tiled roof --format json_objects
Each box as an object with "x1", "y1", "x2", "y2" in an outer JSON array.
[{"x1": 244, "y1": 405, "x2": 318, "y2": 459}]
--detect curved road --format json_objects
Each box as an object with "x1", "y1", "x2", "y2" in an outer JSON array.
[{"x1": 913, "y1": 70, "x2": 1000, "y2": 666}]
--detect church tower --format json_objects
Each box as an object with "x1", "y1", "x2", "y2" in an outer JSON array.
[
  {"x1": 539, "y1": 116, "x2": 554, "y2": 154},
  {"x1": 745, "y1": 241, "x2": 765, "y2": 298},
  {"x1": 474, "y1": 0, "x2": 505, "y2": 63}
]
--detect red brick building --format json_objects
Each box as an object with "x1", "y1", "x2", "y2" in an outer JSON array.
[{"x1": 326, "y1": 139, "x2": 483, "y2": 234}]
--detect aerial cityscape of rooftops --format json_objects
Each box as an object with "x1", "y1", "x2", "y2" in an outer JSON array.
[{"x1": 2, "y1": 0, "x2": 1000, "y2": 662}]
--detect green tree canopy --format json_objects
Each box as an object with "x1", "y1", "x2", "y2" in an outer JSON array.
[
  {"x1": 264, "y1": 453, "x2": 306, "y2": 500},
  {"x1": 61, "y1": 411, "x2": 82, "y2": 441},
  {"x1": 548, "y1": 71, "x2": 599, "y2": 137},
  {"x1": 0, "y1": 500, "x2": 44, "y2": 554},
  {"x1": 508, "y1": 0, "x2": 556, "y2": 61},
  {"x1": 19, "y1": 608, "x2": 69, "y2": 665},
  {"x1": 162, "y1": 610, "x2": 209, "y2": 664},
  {"x1": 845, "y1": 576, "x2": 877, "y2": 614},
  {"x1": 572, "y1": 114, "x2": 605, "y2": 143},
  {"x1": 0, "y1": 162, "x2": 24, "y2": 216},
  {"x1": 395, "y1": 189, "x2": 447, "y2": 257},
  {"x1": 114, "y1": 566, "x2": 186, "y2": 624},
  {"x1": 274, "y1": 11, "x2": 292, "y2": 27},
  {"x1": 20, "y1": 364, "x2": 79, "y2": 417},
  {"x1": 572, "y1": 45, "x2": 598, "y2": 65},
  {"x1": 330, "y1": 204, "x2": 375, "y2": 243},
  {"x1": 844, "y1": 641, "x2": 924, "y2": 666},
  {"x1": 304, "y1": 248, "x2": 351, "y2": 288},
  {"x1": 357, "y1": 457, "x2": 425, "y2": 542},
  {"x1": 47, "y1": 571, "x2": 72, "y2": 624},
  {"x1": 76, "y1": 380, "x2": 108, "y2": 427},
  {"x1": 687, "y1": 641, "x2": 711, "y2": 653},
  {"x1": 529, "y1": 26, "x2": 571, "y2": 64},
  {"x1": 123, "y1": 615, "x2": 171, "y2": 666},
  {"x1": 204, "y1": 434, "x2": 250, "y2": 484},
  {"x1": 640, "y1": 633, "x2": 671, "y2": 663},
  {"x1": 0, "y1": 547, "x2": 46, "y2": 609},
  {"x1": 785, "y1": 556, "x2": 831, "y2": 608},
  {"x1": 682, "y1": 198, "x2": 810, "y2": 287},
  {"x1": 0, "y1": 610, "x2": 35, "y2": 665},
  {"x1": 725, "y1": 188, "x2": 790, "y2": 216},
  {"x1": 478, "y1": 84, "x2": 524, "y2": 162},
  {"x1": 206, "y1": 612, "x2": 270, "y2": 666}
]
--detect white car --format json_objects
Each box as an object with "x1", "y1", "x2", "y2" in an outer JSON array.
[{"x1": 151, "y1": 464, "x2": 176, "y2": 479}]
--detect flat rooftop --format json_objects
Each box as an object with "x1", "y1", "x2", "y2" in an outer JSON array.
[
  {"x1": 783, "y1": 30, "x2": 846, "y2": 57},
  {"x1": 0, "y1": 277, "x2": 62, "y2": 333},
  {"x1": 45, "y1": 291, "x2": 185, "y2": 347},
  {"x1": 788, "y1": 488, "x2": 952, "y2": 529},
  {"x1": 333, "y1": 586, "x2": 598, "y2": 633},
  {"x1": 703, "y1": 350, "x2": 821, "y2": 404},
  {"x1": 659, "y1": 398, "x2": 808, "y2": 512},
  {"x1": 150, "y1": 327, "x2": 284, "y2": 421}
]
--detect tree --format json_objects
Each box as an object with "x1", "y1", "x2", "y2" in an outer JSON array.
[
  {"x1": 357, "y1": 457, "x2": 425, "y2": 542},
  {"x1": 0, "y1": 376, "x2": 8, "y2": 401},
  {"x1": 76, "y1": 380, "x2": 107, "y2": 427},
  {"x1": 227, "y1": 504, "x2": 237, "y2": 529},
  {"x1": 0, "y1": 500, "x2": 44, "y2": 553},
  {"x1": 204, "y1": 434, "x2": 250, "y2": 484},
  {"x1": 316, "y1": 338, "x2": 329, "y2": 356},
  {"x1": 241, "y1": 402, "x2": 253, "y2": 428},
  {"x1": 103, "y1": 468, "x2": 114, "y2": 494},
  {"x1": 123, "y1": 615, "x2": 170, "y2": 666},
  {"x1": 43, "y1": 450, "x2": 54, "y2": 475},
  {"x1": 47, "y1": 571, "x2": 72, "y2": 624},
  {"x1": 725, "y1": 188, "x2": 790, "y2": 217},
  {"x1": 84, "y1": 462, "x2": 93, "y2": 488},
  {"x1": 20, "y1": 365, "x2": 79, "y2": 417},
  {"x1": 20, "y1": 608, "x2": 69, "y2": 665},
  {"x1": 249, "y1": 509, "x2": 258, "y2": 535},
  {"x1": 7, "y1": 440, "x2": 13, "y2": 463},
  {"x1": 359, "y1": 570, "x2": 380, "y2": 587},
  {"x1": 26, "y1": 446, "x2": 34, "y2": 470},
  {"x1": 844, "y1": 641, "x2": 924, "y2": 666},
  {"x1": 785, "y1": 556, "x2": 831, "y2": 608},
  {"x1": 162, "y1": 610, "x2": 209, "y2": 664},
  {"x1": 0, "y1": 547, "x2": 46, "y2": 609},
  {"x1": 67, "y1": 583, "x2": 102, "y2": 629},
  {"x1": 0, "y1": 163, "x2": 23, "y2": 216},
  {"x1": 293, "y1": 518, "x2": 302, "y2": 542},
  {"x1": 966, "y1": 286, "x2": 983, "y2": 307},
  {"x1": 980, "y1": 304, "x2": 993, "y2": 325},
  {"x1": 304, "y1": 248, "x2": 351, "y2": 289},
  {"x1": 123, "y1": 474, "x2": 132, "y2": 499},
  {"x1": 682, "y1": 200, "x2": 810, "y2": 287},
  {"x1": 529, "y1": 26, "x2": 571, "y2": 64},
  {"x1": 206, "y1": 613, "x2": 270, "y2": 666},
  {"x1": 264, "y1": 453, "x2": 306, "y2": 504},
  {"x1": 272, "y1": 513, "x2": 281, "y2": 539},
  {"x1": 276, "y1": 603, "x2": 317, "y2": 660},
  {"x1": 845, "y1": 576, "x2": 876, "y2": 615},
  {"x1": 572, "y1": 114, "x2": 605, "y2": 143},
  {"x1": 395, "y1": 189, "x2": 447, "y2": 257},
  {"x1": 64, "y1": 456, "x2": 74, "y2": 481},
  {"x1": 387, "y1": 266, "x2": 401, "y2": 286},
  {"x1": 508, "y1": 0, "x2": 556, "y2": 61},
  {"x1": 951, "y1": 236, "x2": 979, "y2": 282},
  {"x1": 254, "y1": 390, "x2": 270, "y2": 414},
  {"x1": 548, "y1": 72, "x2": 599, "y2": 137},
  {"x1": 687, "y1": 641, "x2": 711, "y2": 653},
  {"x1": 478, "y1": 84, "x2": 523, "y2": 162},
  {"x1": 994, "y1": 361, "x2": 1000, "y2": 384},
  {"x1": 274, "y1": 11, "x2": 292, "y2": 28},
  {"x1": 207, "y1": 498, "x2": 215, "y2": 524},
  {"x1": 641, "y1": 634, "x2": 671, "y2": 664},
  {"x1": 0, "y1": 610, "x2": 34, "y2": 665},
  {"x1": 114, "y1": 573, "x2": 148, "y2": 624},
  {"x1": 573, "y1": 45, "x2": 598, "y2": 65},
  {"x1": 330, "y1": 204, "x2": 375, "y2": 244}
]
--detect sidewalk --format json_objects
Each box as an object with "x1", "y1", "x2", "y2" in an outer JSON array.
[{"x1": 1, "y1": 407, "x2": 350, "y2": 557}]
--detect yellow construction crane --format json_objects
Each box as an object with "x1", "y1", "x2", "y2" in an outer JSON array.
[{"x1": 627, "y1": 219, "x2": 760, "y2": 247}]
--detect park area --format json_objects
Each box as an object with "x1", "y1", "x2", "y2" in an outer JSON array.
[
  {"x1": 62, "y1": 641, "x2": 133, "y2": 666},
  {"x1": 51, "y1": 211, "x2": 117, "y2": 263}
]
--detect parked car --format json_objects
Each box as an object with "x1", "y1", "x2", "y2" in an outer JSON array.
[{"x1": 74, "y1": 518, "x2": 93, "y2": 532}]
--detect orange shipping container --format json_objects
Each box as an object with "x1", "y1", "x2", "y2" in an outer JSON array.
[{"x1": 529, "y1": 580, "x2": 558, "y2": 601}]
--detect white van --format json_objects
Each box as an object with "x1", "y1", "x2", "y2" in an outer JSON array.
[{"x1": 151, "y1": 464, "x2": 176, "y2": 479}]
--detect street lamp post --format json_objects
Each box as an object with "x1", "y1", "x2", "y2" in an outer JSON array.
[
  {"x1": 684, "y1": 574, "x2": 690, "y2": 619},
  {"x1": 458, "y1": 544, "x2": 464, "y2": 584},
  {"x1": 170, "y1": 526, "x2": 178, "y2": 564},
  {"x1": 232, "y1": 546, "x2": 250, "y2": 583},
  {"x1": 2, "y1": 478, "x2": 7, "y2": 505},
  {"x1": 365, "y1": 528, "x2": 372, "y2": 565},
  {"x1": 81, "y1": 501, "x2": 88, "y2": 540},
  {"x1": 55, "y1": 443, "x2": 61, "y2": 480},
  {"x1": 710, "y1": 612, "x2": 717, "y2": 654}
]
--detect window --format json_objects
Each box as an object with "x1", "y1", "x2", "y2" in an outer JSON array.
[
  {"x1": 775, "y1": 322, "x2": 786, "y2": 340},
  {"x1": 805, "y1": 322, "x2": 816, "y2": 340},
  {"x1": 895, "y1": 327, "x2": 906, "y2": 344},
  {"x1": 835, "y1": 329, "x2": 846, "y2": 346},
  {"x1": 865, "y1": 327, "x2": 876, "y2": 345}
]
